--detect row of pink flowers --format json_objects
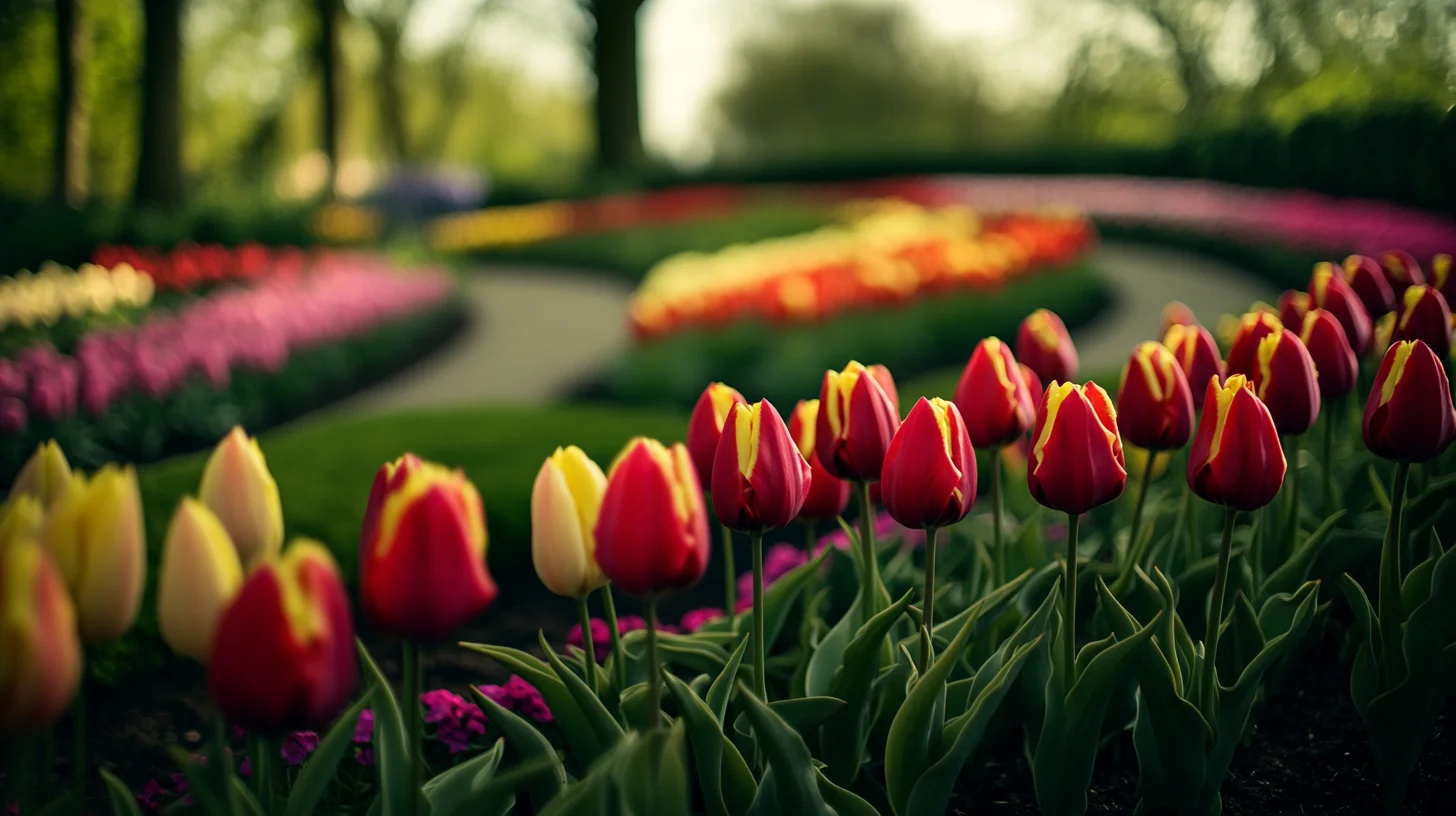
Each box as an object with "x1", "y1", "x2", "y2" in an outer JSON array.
[{"x1": 0, "y1": 252, "x2": 453, "y2": 436}]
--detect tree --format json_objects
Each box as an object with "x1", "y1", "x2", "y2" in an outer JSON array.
[
  {"x1": 315, "y1": 0, "x2": 342, "y2": 197},
  {"x1": 587, "y1": 0, "x2": 643, "y2": 174},
  {"x1": 53, "y1": 0, "x2": 91, "y2": 206},
  {"x1": 134, "y1": 0, "x2": 184, "y2": 208}
]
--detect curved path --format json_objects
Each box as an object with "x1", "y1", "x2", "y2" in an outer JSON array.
[{"x1": 332, "y1": 240, "x2": 1277, "y2": 413}]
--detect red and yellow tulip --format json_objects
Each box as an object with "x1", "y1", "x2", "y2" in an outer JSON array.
[
  {"x1": 1309, "y1": 262, "x2": 1373, "y2": 355},
  {"x1": 1225, "y1": 311, "x2": 1282, "y2": 379},
  {"x1": 1344, "y1": 254, "x2": 1395, "y2": 319},
  {"x1": 199, "y1": 427, "x2": 283, "y2": 568},
  {"x1": 0, "y1": 538, "x2": 82, "y2": 735},
  {"x1": 1299, "y1": 309, "x2": 1359, "y2": 401},
  {"x1": 1390, "y1": 285, "x2": 1452, "y2": 361},
  {"x1": 787, "y1": 400, "x2": 851, "y2": 522},
  {"x1": 1187, "y1": 375, "x2": 1286, "y2": 510},
  {"x1": 1252, "y1": 328, "x2": 1321, "y2": 436},
  {"x1": 1163, "y1": 322, "x2": 1225, "y2": 400},
  {"x1": 712, "y1": 400, "x2": 812, "y2": 533},
  {"x1": 595, "y1": 438, "x2": 711, "y2": 597},
  {"x1": 1116, "y1": 342, "x2": 1195, "y2": 452},
  {"x1": 954, "y1": 338, "x2": 1036, "y2": 448},
  {"x1": 686, "y1": 382, "x2": 748, "y2": 490},
  {"x1": 1027, "y1": 382, "x2": 1127, "y2": 514},
  {"x1": 1363, "y1": 340, "x2": 1456, "y2": 462},
  {"x1": 1017, "y1": 308, "x2": 1079, "y2": 386},
  {"x1": 881, "y1": 397, "x2": 977, "y2": 528},
  {"x1": 815, "y1": 361, "x2": 901, "y2": 482}
]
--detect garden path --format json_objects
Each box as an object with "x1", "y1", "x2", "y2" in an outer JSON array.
[{"x1": 334, "y1": 240, "x2": 1277, "y2": 412}]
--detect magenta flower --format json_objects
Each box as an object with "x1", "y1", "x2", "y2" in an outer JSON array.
[
  {"x1": 680, "y1": 607, "x2": 726, "y2": 632},
  {"x1": 354, "y1": 709, "x2": 374, "y2": 743},
  {"x1": 281, "y1": 731, "x2": 320, "y2": 766}
]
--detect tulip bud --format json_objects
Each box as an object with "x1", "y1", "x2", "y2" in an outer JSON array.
[
  {"x1": 881, "y1": 397, "x2": 977, "y2": 528},
  {"x1": 157, "y1": 498, "x2": 244, "y2": 662},
  {"x1": 867, "y1": 364, "x2": 901, "y2": 418},
  {"x1": 1027, "y1": 381, "x2": 1127, "y2": 514},
  {"x1": 1225, "y1": 311, "x2": 1282, "y2": 379},
  {"x1": 0, "y1": 538, "x2": 82, "y2": 736},
  {"x1": 360, "y1": 452, "x2": 423, "y2": 555},
  {"x1": 1299, "y1": 309, "x2": 1358, "y2": 400},
  {"x1": 199, "y1": 427, "x2": 283, "y2": 568},
  {"x1": 1116, "y1": 342, "x2": 1194, "y2": 451},
  {"x1": 1373, "y1": 312, "x2": 1396, "y2": 357},
  {"x1": 43, "y1": 465, "x2": 146, "y2": 645},
  {"x1": 10, "y1": 440, "x2": 72, "y2": 508},
  {"x1": 0, "y1": 494, "x2": 43, "y2": 550},
  {"x1": 712, "y1": 400, "x2": 812, "y2": 533},
  {"x1": 1017, "y1": 308, "x2": 1079, "y2": 385},
  {"x1": 815, "y1": 361, "x2": 901, "y2": 481},
  {"x1": 1431, "y1": 254, "x2": 1454, "y2": 305},
  {"x1": 209, "y1": 540, "x2": 357, "y2": 732},
  {"x1": 1380, "y1": 249, "x2": 1425, "y2": 296},
  {"x1": 686, "y1": 382, "x2": 747, "y2": 490},
  {"x1": 1163, "y1": 322, "x2": 1225, "y2": 399},
  {"x1": 1363, "y1": 340, "x2": 1456, "y2": 462},
  {"x1": 1252, "y1": 327, "x2": 1321, "y2": 436},
  {"x1": 1390, "y1": 285, "x2": 1452, "y2": 361},
  {"x1": 595, "y1": 438, "x2": 711, "y2": 597},
  {"x1": 1187, "y1": 375, "x2": 1286, "y2": 510},
  {"x1": 954, "y1": 338, "x2": 1036, "y2": 448},
  {"x1": 531, "y1": 446, "x2": 609, "y2": 598},
  {"x1": 1278, "y1": 290, "x2": 1310, "y2": 331},
  {"x1": 1161, "y1": 300, "x2": 1198, "y2": 334},
  {"x1": 1019, "y1": 363, "x2": 1045, "y2": 419},
  {"x1": 787, "y1": 400, "x2": 851, "y2": 521},
  {"x1": 1344, "y1": 255, "x2": 1396, "y2": 319},
  {"x1": 1309, "y1": 263, "x2": 1373, "y2": 355},
  {"x1": 360, "y1": 459, "x2": 496, "y2": 640}
]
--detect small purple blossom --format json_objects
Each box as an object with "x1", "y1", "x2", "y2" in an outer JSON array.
[
  {"x1": 354, "y1": 709, "x2": 374, "y2": 743},
  {"x1": 566, "y1": 617, "x2": 611, "y2": 653},
  {"x1": 282, "y1": 731, "x2": 320, "y2": 766},
  {"x1": 138, "y1": 779, "x2": 168, "y2": 811},
  {"x1": 680, "y1": 607, "x2": 725, "y2": 632},
  {"x1": 239, "y1": 758, "x2": 252, "y2": 777}
]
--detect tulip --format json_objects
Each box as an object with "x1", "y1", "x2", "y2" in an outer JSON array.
[
  {"x1": 9, "y1": 440, "x2": 71, "y2": 507},
  {"x1": 1252, "y1": 327, "x2": 1321, "y2": 437},
  {"x1": 1187, "y1": 375, "x2": 1286, "y2": 512},
  {"x1": 531, "y1": 446, "x2": 609, "y2": 598},
  {"x1": 1116, "y1": 342, "x2": 1195, "y2": 452},
  {"x1": 1019, "y1": 363, "x2": 1045, "y2": 417},
  {"x1": 157, "y1": 498, "x2": 245, "y2": 662},
  {"x1": 1431, "y1": 253, "x2": 1454, "y2": 305},
  {"x1": 1017, "y1": 308, "x2": 1079, "y2": 385},
  {"x1": 199, "y1": 427, "x2": 283, "y2": 568},
  {"x1": 815, "y1": 360, "x2": 901, "y2": 482},
  {"x1": 686, "y1": 382, "x2": 747, "y2": 489},
  {"x1": 1363, "y1": 340, "x2": 1456, "y2": 464},
  {"x1": 1380, "y1": 249, "x2": 1425, "y2": 296},
  {"x1": 360, "y1": 452, "x2": 423, "y2": 554},
  {"x1": 1161, "y1": 300, "x2": 1198, "y2": 333},
  {"x1": 360, "y1": 458, "x2": 496, "y2": 641},
  {"x1": 1278, "y1": 290, "x2": 1310, "y2": 331},
  {"x1": 209, "y1": 539, "x2": 357, "y2": 733},
  {"x1": 595, "y1": 437, "x2": 710, "y2": 728},
  {"x1": 1390, "y1": 285, "x2": 1452, "y2": 361},
  {"x1": 43, "y1": 465, "x2": 146, "y2": 645},
  {"x1": 1309, "y1": 263, "x2": 1373, "y2": 355},
  {"x1": 0, "y1": 539, "x2": 83, "y2": 736},
  {"x1": 787, "y1": 399, "x2": 851, "y2": 523},
  {"x1": 1299, "y1": 309, "x2": 1359, "y2": 401},
  {"x1": 1344, "y1": 254, "x2": 1396, "y2": 319},
  {"x1": 1225, "y1": 311, "x2": 1282, "y2": 378},
  {"x1": 0, "y1": 494, "x2": 43, "y2": 549},
  {"x1": 954, "y1": 337, "x2": 1036, "y2": 448},
  {"x1": 868, "y1": 363, "x2": 901, "y2": 417},
  {"x1": 1163, "y1": 322, "x2": 1225, "y2": 400}
]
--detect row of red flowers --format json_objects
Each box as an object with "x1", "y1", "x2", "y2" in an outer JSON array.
[{"x1": 90, "y1": 243, "x2": 314, "y2": 294}]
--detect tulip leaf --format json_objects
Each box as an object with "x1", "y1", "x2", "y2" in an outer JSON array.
[
  {"x1": 459, "y1": 642, "x2": 605, "y2": 763},
  {"x1": 1338, "y1": 574, "x2": 1383, "y2": 717},
  {"x1": 740, "y1": 544, "x2": 833, "y2": 653},
  {"x1": 738, "y1": 682, "x2": 834, "y2": 816},
  {"x1": 540, "y1": 632, "x2": 626, "y2": 759},
  {"x1": 1260, "y1": 510, "x2": 1344, "y2": 599},
  {"x1": 896, "y1": 568, "x2": 1033, "y2": 657},
  {"x1": 820, "y1": 589, "x2": 914, "y2": 784},
  {"x1": 770, "y1": 695, "x2": 845, "y2": 733},
  {"x1": 814, "y1": 767, "x2": 880, "y2": 816},
  {"x1": 664, "y1": 671, "x2": 757, "y2": 816},
  {"x1": 101, "y1": 769, "x2": 143, "y2": 816},
  {"x1": 656, "y1": 633, "x2": 733, "y2": 676},
  {"x1": 708, "y1": 632, "x2": 752, "y2": 726},
  {"x1": 805, "y1": 591, "x2": 862, "y2": 697},
  {"x1": 357, "y1": 639, "x2": 415, "y2": 816},
  {"x1": 166, "y1": 747, "x2": 233, "y2": 816},
  {"x1": 230, "y1": 778, "x2": 265, "y2": 816},
  {"x1": 468, "y1": 686, "x2": 567, "y2": 811},
  {"x1": 609, "y1": 724, "x2": 691, "y2": 816},
  {"x1": 283, "y1": 692, "x2": 370, "y2": 816},
  {"x1": 422, "y1": 738, "x2": 506, "y2": 816}
]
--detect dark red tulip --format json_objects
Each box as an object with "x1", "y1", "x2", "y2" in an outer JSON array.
[
  {"x1": 1278, "y1": 290, "x2": 1310, "y2": 331},
  {"x1": 1390, "y1": 285, "x2": 1452, "y2": 361},
  {"x1": 1225, "y1": 311, "x2": 1282, "y2": 379},
  {"x1": 1027, "y1": 382, "x2": 1126, "y2": 514},
  {"x1": 686, "y1": 382, "x2": 747, "y2": 489},
  {"x1": 1380, "y1": 249, "x2": 1425, "y2": 297},
  {"x1": 1161, "y1": 301, "x2": 1198, "y2": 334},
  {"x1": 1187, "y1": 375, "x2": 1286, "y2": 511},
  {"x1": 867, "y1": 364, "x2": 901, "y2": 418},
  {"x1": 881, "y1": 398, "x2": 977, "y2": 528},
  {"x1": 1363, "y1": 340, "x2": 1456, "y2": 462},
  {"x1": 788, "y1": 400, "x2": 851, "y2": 521},
  {"x1": 1163, "y1": 323, "x2": 1225, "y2": 399},
  {"x1": 712, "y1": 400, "x2": 812, "y2": 533},
  {"x1": 1430, "y1": 254, "x2": 1454, "y2": 306},
  {"x1": 1309, "y1": 263, "x2": 1373, "y2": 355},
  {"x1": 1251, "y1": 327, "x2": 1321, "y2": 436},
  {"x1": 1116, "y1": 342, "x2": 1194, "y2": 451},
  {"x1": 815, "y1": 361, "x2": 901, "y2": 482},
  {"x1": 1017, "y1": 308, "x2": 1079, "y2": 385},
  {"x1": 1299, "y1": 309, "x2": 1358, "y2": 400},
  {"x1": 953, "y1": 338, "x2": 1035, "y2": 448},
  {"x1": 1018, "y1": 363, "x2": 1044, "y2": 420},
  {"x1": 1344, "y1": 255, "x2": 1395, "y2": 319},
  {"x1": 596, "y1": 438, "x2": 711, "y2": 596}
]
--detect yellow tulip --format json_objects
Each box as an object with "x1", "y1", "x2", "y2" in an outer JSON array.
[
  {"x1": 157, "y1": 498, "x2": 245, "y2": 662},
  {"x1": 0, "y1": 494, "x2": 44, "y2": 550},
  {"x1": 199, "y1": 427, "x2": 283, "y2": 568},
  {"x1": 42, "y1": 465, "x2": 146, "y2": 645},
  {"x1": 0, "y1": 537, "x2": 83, "y2": 735},
  {"x1": 530, "y1": 446, "x2": 610, "y2": 598},
  {"x1": 10, "y1": 440, "x2": 72, "y2": 507}
]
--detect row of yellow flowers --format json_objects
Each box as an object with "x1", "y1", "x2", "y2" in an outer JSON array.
[{"x1": 0, "y1": 262, "x2": 155, "y2": 332}]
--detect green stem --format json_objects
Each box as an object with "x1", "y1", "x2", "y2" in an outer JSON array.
[
  {"x1": 991, "y1": 448, "x2": 1004, "y2": 588},
  {"x1": 402, "y1": 641, "x2": 423, "y2": 816},
  {"x1": 645, "y1": 598, "x2": 662, "y2": 730},
  {"x1": 857, "y1": 481, "x2": 882, "y2": 619},
  {"x1": 576, "y1": 596, "x2": 599, "y2": 697},
  {"x1": 1171, "y1": 480, "x2": 1193, "y2": 576},
  {"x1": 73, "y1": 656, "x2": 89, "y2": 805},
  {"x1": 1062, "y1": 513, "x2": 1080, "y2": 686},
  {"x1": 804, "y1": 520, "x2": 818, "y2": 553},
  {"x1": 39, "y1": 730, "x2": 55, "y2": 805},
  {"x1": 1378, "y1": 460, "x2": 1412, "y2": 688},
  {"x1": 1122, "y1": 450, "x2": 1157, "y2": 578},
  {"x1": 601, "y1": 586, "x2": 627, "y2": 692},
  {"x1": 920, "y1": 527, "x2": 939, "y2": 672},
  {"x1": 1322, "y1": 406, "x2": 1336, "y2": 514},
  {"x1": 1202, "y1": 508, "x2": 1238, "y2": 717},
  {"x1": 721, "y1": 522, "x2": 737, "y2": 627},
  {"x1": 1285, "y1": 434, "x2": 1303, "y2": 555},
  {"x1": 16, "y1": 737, "x2": 37, "y2": 815},
  {"x1": 751, "y1": 531, "x2": 767, "y2": 702}
]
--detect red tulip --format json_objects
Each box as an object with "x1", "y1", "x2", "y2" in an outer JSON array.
[
  {"x1": 687, "y1": 382, "x2": 748, "y2": 489},
  {"x1": 1161, "y1": 300, "x2": 1198, "y2": 334},
  {"x1": 1187, "y1": 375, "x2": 1286, "y2": 511},
  {"x1": 1251, "y1": 327, "x2": 1321, "y2": 436},
  {"x1": 1344, "y1": 254, "x2": 1396, "y2": 319},
  {"x1": 209, "y1": 541, "x2": 357, "y2": 732},
  {"x1": 1017, "y1": 308, "x2": 1079, "y2": 385},
  {"x1": 1363, "y1": 340, "x2": 1456, "y2": 462},
  {"x1": 0, "y1": 540, "x2": 82, "y2": 735},
  {"x1": 1019, "y1": 363, "x2": 1044, "y2": 419},
  {"x1": 1225, "y1": 311, "x2": 1282, "y2": 378},
  {"x1": 360, "y1": 452, "x2": 423, "y2": 554},
  {"x1": 1027, "y1": 381, "x2": 1127, "y2": 514},
  {"x1": 815, "y1": 361, "x2": 901, "y2": 482},
  {"x1": 881, "y1": 397, "x2": 977, "y2": 528},
  {"x1": 1163, "y1": 322, "x2": 1225, "y2": 399},
  {"x1": 788, "y1": 400, "x2": 850, "y2": 521},
  {"x1": 359, "y1": 457, "x2": 496, "y2": 640},
  {"x1": 1380, "y1": 249, "x2": 1425, "y2": 297},
  {"x1": 1309, "y1": 263, "x2": 1373, "y2": 355},
  {"x1": 1299, "y1": 309, "x2": 1358, "y2": 400},
  {"x1": 868, "y1": 364, "x2": 901, "y2": 418},
  {"x1": 954, "y1": 338, "x2": 1036, "y2": 448},
  {"x1": 1390, "y1": 285, "x2": 1452, "y2": 361},
  {"x1": 712, "y1": 400, "x2": 812, "y2": 532},
  {"x1": 1431, "y1": 253, "x2": 1454, "y2": 306},
  {"x1": 1116, "y1": 342, "x2": 1194, "y2": 451},
  {"x1": 595, "y1": 438, "x2": 711, "y2": 596},
  {"x1": 1278, "y1": 290, "x2": 1310, "y2": 331}
]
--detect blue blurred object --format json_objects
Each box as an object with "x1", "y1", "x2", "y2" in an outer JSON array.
[{"x1": 361, "y1": 165, "x2": 489, "y2": 226}]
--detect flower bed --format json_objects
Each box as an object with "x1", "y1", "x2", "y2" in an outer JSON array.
[{"x1": 90, "y1": 242, "x2": 310, "y2": 294}]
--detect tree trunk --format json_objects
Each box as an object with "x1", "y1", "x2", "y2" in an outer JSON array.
[
  {"x1": 375, "y1": 19, "x2": 410, "y2": 163},
  {"x1": 590, "y1": 0, "x2": 643, "y2": 173},
  {"x1": 53, "y1": 0, "x2": 91, "y2": 207},
  {"x1": 315, "y1": 0, "x2": 342, "y2": 198},
  {"x1": 135, "y1": 0, "x2": 185, "y2": 208}
]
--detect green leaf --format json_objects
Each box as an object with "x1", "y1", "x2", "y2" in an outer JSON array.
[
  {"x1": 912, "y1": 569, "x2": 1033, "y2": 656},
  {"x1": 708, "y1": 632, "x2": 752, "y2": 726},
  {"x1": 821, "y1": 589, "x2": 915, "y2": 784},
  {"x1": 738, "y1": 683, "x2": 834, "y2": 816},
  {"x1": 740, "y1": 544, "x2": 834, "y2": 653},
  {"x1": 770, "y1": 696, "x2": 845, "y2": 733},
  {"x1": 656, "y1": 633, "x2": 733, "y2": 676},
  {"x1": 423, "y1": 739, "x2": 505, "y2": 816},
  {"x1": 805, "y1": 592, "x2": 863, "y2": 697},
  {"x1": 1260, "y1": 510, "x2": 1345, "y2": 598},
  {"x1": 468, "y1": 686, "x2": 567, "y2": 810},
  {"x1": 101, "y1": 769, "x2": 143, "y2": 816},
  {"x1": 540, "y1": 631, "x2": 625, "y2": 761},
  {"x1": 664, "y1": 671, "x2": 757, "y2": 816},
  {"x1": 230, "y1": 778, "x2": 265, "y2": 816},
  {"x1": 608, "y1": 726, "x2": 691, "y2": 816},
  {"x1": 1338, "y1": 574, "x2": 1383, "y2": 717},
  {"x1": 167, "y1": 747, "x2": 232, "y2": 816},
  {"x1": 284, "y1": 693, "x2": 370, "y2": 816},
  {"x1": 1369, "y1": 465, "x2": 1391, "y2": 514},
  {"x1": 815, "y1": 767, "x2": 880, "y2": 816},
  {"x1": 357, "y1": 639, "x2": 413, "y2": 816},
  {"x1": 459, "y1": 642, "x2": 604, "y2": 763}
]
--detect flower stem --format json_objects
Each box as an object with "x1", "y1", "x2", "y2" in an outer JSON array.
[
  {"x1": 645, "y1": 598, "x2": 662, "y2": 730},
  {"x1": 601, "y1": 586, "x2": 627, "y2": 692},
  {"x1": 991, "y1": 448, "x2": 1004, "y2": 588},
  {"x1": 1322, "y1": 406, "x2": 1336, "y2": 514},
  {"x1": 1285, "y1": 434, "x2": 1303, "y2": 555},
  {"x1": 857, "y1": 481, "x2": 882, "y2": 619},
  {"x1": 920, "y1": 526, "x2": 940, "y2": 672},
  {"x1": 804, "y1": 520, "x2": 817, "y2": 553},
  {"x1": 1119, "y1": 450, "x2": 1157, "y2": 587},
  {"x1": 576, "y1": 596, "x2": 599, "y2": 697},
  {"x1": 73, "y1": 655, "x2": 89, "y2": 805},
  {"x1": 401, "y1": 640, "x2": 423, "y2": 816},
  {"x1": 751, "y1": 531, "x2": 768, "y2": 702},
  {"x1": 1062, "y1": 513, "x2": 1081, "y2": 685},
  {"x1": 721, "y1": 522, "x2": 737, "y2": 627},
  {"x1": 1378, "y1": 460, "x2": 1411, "y2": 688},
  {"x1": 1202, "y1": 508, "x2": 1238, "y2": 717}
]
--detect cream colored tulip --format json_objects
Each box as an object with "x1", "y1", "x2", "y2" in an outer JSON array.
[
  {"x1": 0, "y1": 494, "x2": 44, "y2": 549},
  {"x1": 157, "y1": 498, "x2": 244, "y2": 662},
  {"x1": 199, "y1": 427, "x2": 283, "y2": 568},
  {"x1": 10, "y1": 440, "x2": 72, "y2": 508},
  {"x1": 531, "y1": 446, "x2": 609, "y2": 598},
  {"x1": 43, "y1": 466, "x2": 146, "y2": 645},
  {"x1": 0, "y1": 537, "x2": 83, "y2": 735}
]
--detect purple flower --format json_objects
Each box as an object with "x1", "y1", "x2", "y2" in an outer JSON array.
[
  {"x1": 355, "y1": 747, "x2": 375, "y2": 766},
  {"x1": 170, "y1": 773, "x2": 189, "y2": 794},
  {"x1": 421, "y1": 689, "x2": 467, "y2": 724},
  {"x1": 281, "y1": 731, "x2": 320, "y2": 766},
  {"x1": 566, "y1": 618, "x2": 611, "y2": 654},
  {"x1": 138, "y1": 779, "x2": 168, "y2": 811},
  {"x1": 503, "y1": 676, "x2": 553, "y2": 723},
  {"x1": 680, "y1": 607, "x2": 725, "y2": 632},
  {"x1": 0, "y1": 398, "x2": 24, "y2": 435},
  {"x1": 354, "y1": 709, "x2": 374, "y2": 743},
  {"x1": 616, "y1": 616, "x2": 646, "y2": 636},
  {"x1": 239, "y1": 758, "x2": 252, "y2": 777}
]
